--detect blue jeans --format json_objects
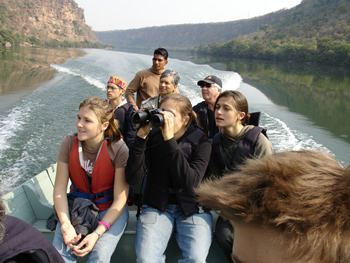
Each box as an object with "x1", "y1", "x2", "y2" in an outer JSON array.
[
  {"x1": 135, "y1": 204, "x2": 213, "y2": 263},
  {"x1": 53, "y1": 206, "x2": 128, "y2": 263}
]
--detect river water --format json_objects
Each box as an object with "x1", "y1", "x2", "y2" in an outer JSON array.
[{"x1": 0, "y1": 48, "x2": 349, "y2": 194}]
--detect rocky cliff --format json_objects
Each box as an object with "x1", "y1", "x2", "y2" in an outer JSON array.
[{"x1": 0, "y1": 0, "x2": 97, "y2": 42}]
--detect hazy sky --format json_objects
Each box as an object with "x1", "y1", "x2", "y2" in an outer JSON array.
[{"x1": 74, "y1": 0, "x2": 302, "y2": 31}]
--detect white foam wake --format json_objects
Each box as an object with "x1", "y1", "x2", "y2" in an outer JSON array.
[
  {"x1": 262, "y1": 112, "x2": 332, "y2": 155},
  {"x1": 0, "y1": 104, "x2": 31, "y2": 154},
  {"x1": 51, "y1": 64, "x2": 105, "y2": 90}
]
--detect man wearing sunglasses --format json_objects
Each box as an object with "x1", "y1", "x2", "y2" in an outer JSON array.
[
  {"x1": 125, "y1": 48, "x2": 169, "y2": 111},
  {"x1": 193, "y1": 75, "x2": 222, "y2": 141}
]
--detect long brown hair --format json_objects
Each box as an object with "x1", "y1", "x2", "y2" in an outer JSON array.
[
  {"x1": 160, "y1": 94, "x2": 198, "y2": 129},
  {"x1": 79, "y1": 97, "x2": 121, "y2": 144},
  {"x1": 214, "y1": 90, "x2": 250, "y2": 125}
]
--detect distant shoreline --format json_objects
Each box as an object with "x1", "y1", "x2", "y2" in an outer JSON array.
[{"x1": 0, "y1": 47, "x2": 86, "y2": 110}]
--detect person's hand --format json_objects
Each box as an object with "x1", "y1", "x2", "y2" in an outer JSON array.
[
  {"x1": 137, "y1": 122, "x2": 152, "y2": 139},
  {"x1": 72, "y1": 232, "x2": 99, "y2": 257},
  {"x1": 160, "y1": 111, "x2": 175, "y2": 141},
  {"x1": 60, "y1": 222, "x2": 81, "y2": 248}
]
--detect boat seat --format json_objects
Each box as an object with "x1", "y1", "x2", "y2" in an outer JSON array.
[
  {"x1": 22, "y1": 169, "x2": 55, "y2": 219},
  {"x1": 3, "y1": 166, "x2": 55, "y2": 230},
  {"x1": 3, "y1": 183, "x2": 38, "y2": 226}
]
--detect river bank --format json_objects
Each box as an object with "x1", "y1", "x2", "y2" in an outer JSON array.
[{"x1": 0, "y1": 47, "x2": 86, "y2": 110}]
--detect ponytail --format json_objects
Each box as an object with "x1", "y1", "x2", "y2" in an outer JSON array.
[
  {"x1": 189, "y1": 110, "x2": 199, "y2": 128},
  {"x1": 105, "y1": 117, "x2": 121, "y2": 144}
]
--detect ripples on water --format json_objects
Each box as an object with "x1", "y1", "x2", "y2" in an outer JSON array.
[{"x1": 0, "y1": 49, "x2": 347, "y2": 194}]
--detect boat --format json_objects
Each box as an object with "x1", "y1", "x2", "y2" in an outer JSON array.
[{"x1": 2, "y1": 163, "x2": 227, "y2": 262}]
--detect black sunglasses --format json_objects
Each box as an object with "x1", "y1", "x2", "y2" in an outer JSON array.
[{"x1": 199, "y1": 83, "x2": 212, "y2": 88}]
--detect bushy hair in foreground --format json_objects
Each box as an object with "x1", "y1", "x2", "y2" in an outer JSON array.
[{"x1": 196, "y1": 150, "x2": 350, "y2": 262}]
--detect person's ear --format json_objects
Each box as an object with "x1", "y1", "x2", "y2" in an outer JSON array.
[
  {"x1": 183, "y1": 115, "x2": 190, "y2": 127},
  {"x1": 102, "y1": 121, "x2": 109, "y2": 131},
  {"x1": 239, "y1": 112, "x2": 246, "y2": 120}
]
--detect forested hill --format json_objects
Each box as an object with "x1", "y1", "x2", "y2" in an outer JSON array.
[
  {"x1": 196, "y1": 0, "x2": 350, "y2": 66},
  {"x1": 0, "y1": 0, "x2": 108, "y2": 48},
  {"x1": 95, "y1": 8, "x2": 295, "y2": 51},
  {"x1": 96, "y1": 0, "x2": 350, "y2": 66}
]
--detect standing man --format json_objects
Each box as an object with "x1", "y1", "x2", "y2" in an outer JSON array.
[
  {"x1": 193, "y1": 75, "x2": 222, "y2": 140},
  {"x1": 125, "y1": 48, "x2": 168, "y2": 110},
  {"x1": 107, "y1": 75, "x2": 136, "y2": 147}
]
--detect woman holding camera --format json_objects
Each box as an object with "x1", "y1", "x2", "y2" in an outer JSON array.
[{"x1": 126, "y1": 94, "x2": 212, "y2": 263}]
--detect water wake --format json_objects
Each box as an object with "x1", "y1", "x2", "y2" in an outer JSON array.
[{"x1": 51, "y1": 64, "x2": 105, "y2": 90}]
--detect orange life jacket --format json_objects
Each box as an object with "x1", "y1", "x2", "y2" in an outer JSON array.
[{"x1": 69, "y1": 136, "x2": 115, "y2": 211}]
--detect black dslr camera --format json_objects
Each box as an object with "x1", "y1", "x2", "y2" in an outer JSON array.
[{"x1": 131, "y1": 109, "x2": 165, "y2": 127}]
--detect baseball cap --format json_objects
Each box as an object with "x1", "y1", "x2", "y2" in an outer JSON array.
[{"x1": 197, "y1": 75, "x2": 222, "y2": 88}]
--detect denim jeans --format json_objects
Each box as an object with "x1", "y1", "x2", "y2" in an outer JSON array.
[
  {"x1": 135, "y1": 204, "x2": 213, "y2": 263},
  {"x1": 53, "y1": 206, "x2": 128, "y2": 263}
]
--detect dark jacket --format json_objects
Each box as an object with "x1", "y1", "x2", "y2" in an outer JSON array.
[
  {"x1": 114, "y1": 102, "x2": 136, "y2": 147},
  {"x1": 126, "y1": 125, "x2": 212, "y2": 218},
  {"x1": 47, "y1": 195, "x2": 100, "y2": 236},
  {"x1": 0, "y1": 216, "x2": 64, "y2": 263},
  {"x1": 212, "y1": 126, "x2": 266, "y2": 173},
  {"x1": 208, "y1": 125, "x2": 273, "y2": 177},
  {"x1": 193, "y1": 101, "x2": 220, "y2": 140}
]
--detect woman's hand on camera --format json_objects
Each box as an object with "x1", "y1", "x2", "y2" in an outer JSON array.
[{"x1": 160, "y1": 111, "x2": 174, "y2": 141}]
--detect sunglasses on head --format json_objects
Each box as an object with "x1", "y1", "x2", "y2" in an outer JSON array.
[{"x1": 199, "y1": 83, "x2": 212, "y2": 88}]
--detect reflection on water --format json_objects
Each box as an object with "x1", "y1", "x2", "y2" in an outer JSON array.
[
  {"x1": 172, "y1": 52, "x2": 350, "y2": 144},
  {"x1": 0, "y1": 47, "x2": 85, "y2": 109}
]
